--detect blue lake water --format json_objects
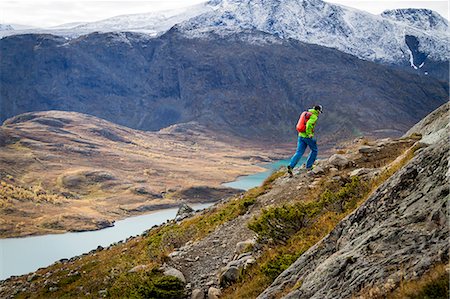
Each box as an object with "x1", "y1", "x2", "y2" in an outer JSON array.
[
  {"x1": 223, "y1": 158, "x2": 305, "y2": 190},
  {"x1": 0, "y1": 203, "x2": 211, "y2": 280}
]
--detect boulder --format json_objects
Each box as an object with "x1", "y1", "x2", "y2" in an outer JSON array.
[
  {"x1": 163, "y1": 267, "x2": 186, "y2": 283},
  {"x1": 220, "y1": 266, "x2": 240, "y2": 286},
  {"x1": 176, "y1": 203, "x2": 195, "y2": 220},
  {"x1": 311, "y1": 166, "x2": 325, "y2": 175},
  {"x1": 207, "y1": 287, "x2": 222, "y2": 299},
  {"x1": 349, "y1": 168, "x2": 371, "y2": 177},
  {"x1": 191, "y1": 289, "x2": 205, "y2": 299},
  {"x1": 358, "y1": 145, "x2": 379, "y2": 154},
  {"x1": 328, "y1": 154, "x2": 349, "y2": 169},
  {"x1": 235, "y1": 238, "x2": 256, "y2": 254}
]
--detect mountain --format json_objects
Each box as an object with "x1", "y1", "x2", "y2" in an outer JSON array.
[
  {"x1": 1, "y1": 30, "x2": 447, "y2": 144},
  {"x1": 0, "y1": 110, "x2": 278, "y2": 237},
  {"x1": 1, "y1": 0, "x2": 448, "y2": 79},
  {"x1": 175, "y1": 0, "x2": 449, "y2": 79},
  {"x1": 0, "y1": 24, "x2": 14, "y2": 31},
  {"x1": 0, "y1": 104, "x2": 446, "y2": 299},
  {"x1": 381, "y1": 8, "x2": 449, "y2": 32}
]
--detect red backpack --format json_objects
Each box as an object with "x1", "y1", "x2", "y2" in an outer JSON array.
[{"x1": 296, "y1": 111, "x2": 312, "y2": 133}]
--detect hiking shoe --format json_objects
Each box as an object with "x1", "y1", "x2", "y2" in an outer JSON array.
[{"x1": 287, "y1": 165, "x2": 293, "y2": 177}]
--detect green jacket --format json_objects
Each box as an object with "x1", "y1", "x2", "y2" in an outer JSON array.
[{"x1": 299, "y1": 109, "x2": 319, "y2": 138}]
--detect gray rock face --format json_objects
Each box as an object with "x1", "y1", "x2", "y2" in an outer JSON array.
[
  {"x1": 0, "y1": 30, "x2": 447, "y2": 143},
  {"x1": 258, "y1": 137, "x2": 449, "y2": 299},
  {"x1": 404, "y1": 102, "x2": 449, "y2": 145},
  {"x1": 191, "y1": 289, "x2": 205, "y2": 299}
]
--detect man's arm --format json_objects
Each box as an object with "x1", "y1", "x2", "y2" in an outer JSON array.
[{"x1": 305, "y1": 114, "x2": 317, "y2": 138}]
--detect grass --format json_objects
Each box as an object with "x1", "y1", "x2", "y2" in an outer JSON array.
[
  {"x1": 388, "y1": 264, "x2": 449, "y2": 299},
  {"x1": 0, "y1": 180, "x2": 67, "y2": 205},
  {"x1": 11, "y1": 171, "x2": 282, "y2": 298}
]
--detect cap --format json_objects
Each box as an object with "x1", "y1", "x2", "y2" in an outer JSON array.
[{"x1": 314, "y1": 105, "x2": 323, "y2": 113}]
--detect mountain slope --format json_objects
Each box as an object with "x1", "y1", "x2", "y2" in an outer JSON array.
[
  {"x1": 1, "y1": 30, "x2": 447, "y2": 144},
  {"x1": 1, "y1": 104, "x2": 446, "y2": 298},
  {"x1": 259, "y1": 135, "x2": 448, "y2": 299}
]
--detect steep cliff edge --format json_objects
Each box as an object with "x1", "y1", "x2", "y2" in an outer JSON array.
[{"x1": 258, "y1": 118, "x2": 448, "y2": 298}]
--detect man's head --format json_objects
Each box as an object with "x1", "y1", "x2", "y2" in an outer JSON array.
[{"x1": 313, "y1": 105, "x2": 323, "y2": 114}]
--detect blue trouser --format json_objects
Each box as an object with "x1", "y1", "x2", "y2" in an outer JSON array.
[{"x1": 289, "y1": 136, "x2": 318, "y2": 169}]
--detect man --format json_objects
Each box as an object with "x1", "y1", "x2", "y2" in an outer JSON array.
[{"x1": 287, "y1": 105, "x2": 323, "y2": 177}]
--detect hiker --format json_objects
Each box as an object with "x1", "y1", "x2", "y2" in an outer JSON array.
[{"x1": 287, "y1": 105, "x2": 323, "y2": 177}]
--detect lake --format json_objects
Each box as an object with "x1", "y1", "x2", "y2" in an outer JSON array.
[
  {"x1": 223, "y1": 158, "x2": 304, "y2": 190},
  {"x1": 0, "y1": 203, "x2": 211, "y2": 280}
]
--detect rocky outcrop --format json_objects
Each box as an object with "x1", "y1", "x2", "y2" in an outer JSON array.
[
  {"x1": 404, "y1": 102, "x2": 449, "y2": 145},
  {"x1": 176, "y1": 204, "x2": 195, "y2": 221},
  {"x1": 258, "y1": 136, "x2": 449, "y2": 298}
]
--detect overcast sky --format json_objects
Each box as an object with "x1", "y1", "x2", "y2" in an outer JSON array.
[{"x1": 1, "y1": 0, "x2": 448, "y2": 28}]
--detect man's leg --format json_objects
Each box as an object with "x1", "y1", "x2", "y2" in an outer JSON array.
[
  {"x1": 289, "y1": 137, "x2": 307, "y2": 168},
  {"x1": 305, "y1": 138, "x2": 318, "y2": 169}
]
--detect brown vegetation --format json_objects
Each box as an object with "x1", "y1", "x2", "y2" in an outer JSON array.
[{"x1": 0, "y1": 111, "x2": 288, "y2": 237}]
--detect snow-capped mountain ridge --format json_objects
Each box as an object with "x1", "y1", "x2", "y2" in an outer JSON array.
[
  {"x1": 176, "y1": 0, "x2": 449, "y2": 64},
  {"x1": 1, "y1": 0, "x2": 448, "y2": 70}
]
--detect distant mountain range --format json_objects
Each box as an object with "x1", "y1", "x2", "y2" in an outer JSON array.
[
  {"x1": 1, "y1": 0, "x2": 448, "y2": 78},
  {"x1": 1, "y1": 29, "x2": 447, "y2": 144},
  {"x1": 0, "y1": 0, "x2": 448, "y2": 144}
]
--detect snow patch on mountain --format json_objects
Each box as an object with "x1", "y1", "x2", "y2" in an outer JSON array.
[
  {"x1": 0, "y1": 24, "x2": 14, "y2": 31},
  {"x1": 381, "y1": 8, "x2": 448, "y2": 32}
]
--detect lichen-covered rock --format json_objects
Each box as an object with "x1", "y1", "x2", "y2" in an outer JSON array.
[
  {"x1": 404, "y1": 102, "x2": 449, "y2": 145},
  {"x1": 328, "y1": 154, "x2": 349, "y2": 169},
  {"x1": 220, "y1": 266, "x2": 240, "y2": 287},
  {"x1": 258, "y1": 137, "x2": 449, "y2": 299},
  {"x1": 176, "y1": 203, "x2": 195, "y2": 221}
]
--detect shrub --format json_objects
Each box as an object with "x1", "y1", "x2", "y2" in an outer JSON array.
[
  {"x1": 261, "y1": 253, "x2": 301, "y2": 280},
  {"x1": 108, "y1": 269, "x2": 185, "y2": 299},
  {"x1": 248, "y1": 201, "x2": 323, "y2": 244}
]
